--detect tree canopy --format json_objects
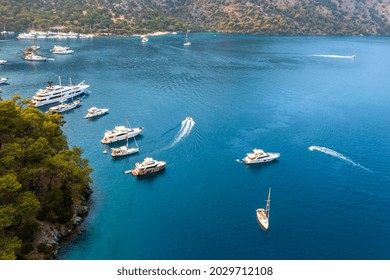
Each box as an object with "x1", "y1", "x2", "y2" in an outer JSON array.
[{"x1": 0, "y1": 97, "x2": 92, "y2": 259}]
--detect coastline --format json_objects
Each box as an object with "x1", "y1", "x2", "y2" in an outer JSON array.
[{"x1": 26, "y1": 188, "x2": 93, "y2": 260}]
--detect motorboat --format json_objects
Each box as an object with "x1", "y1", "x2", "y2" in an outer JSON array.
[
  {"x1": 30, "y1": 77, "x2": 90, "y2": 107},
  {"x1": 24, "y1": 53, "x2": 47, "y2": 61},
  {"x1": 0, "y1": 60, "x2": 7, "y2": 64},
  {"x1": 51, "y1": 45, "x2": 74, "y2": 54},
  {"x1": 127, "y1": 157, "x2": 166, "y2": 176},
  {"x1": 242, "y1": 149, "x2": 280, "y2": 164},
  {"x1": 0, "y1": 77, "x2": 8, "y2": 84},
  {"x1": 256, "y1": 188, "x2": 271, "y2": 231},
  {"x1": 48, "y1": 99, "x2": 81, "y2": 113},
  {"x1": 83, "y1": 107, "x2": 109, "y2": 119},
  {"x1": 141, "y1": 36, "x2": 149, "y2": 43},
  {"x1": 183, "y1": 30, "x2": 191, "y2": 46},
  {"x1": 101, "y1": 126, "x2": 143, "y2": 144}
]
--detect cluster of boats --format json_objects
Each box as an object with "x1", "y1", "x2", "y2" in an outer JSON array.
[
  {"x1": 17, "y1": 30, "x2": 94, "y2": 39},
  {"x1": 23, "y1": 44, "x2": 75, "y2": 61}
]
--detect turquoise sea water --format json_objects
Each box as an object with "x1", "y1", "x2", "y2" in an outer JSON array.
[{"x1": 1, "y1": 34, "x2": 390, "y2": 260}]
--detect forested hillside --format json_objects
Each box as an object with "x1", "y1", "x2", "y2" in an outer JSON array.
[
  {"x1": 0, "y1": 97, "x2": 92, "y2": 259},
  {"x1": 1, "y1": 0, "x2": 390, "y2": 35}
]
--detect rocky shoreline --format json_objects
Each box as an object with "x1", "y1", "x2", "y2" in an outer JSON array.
[{"x1": 23, "y1": 188, "x2": 93, "y2": 260}]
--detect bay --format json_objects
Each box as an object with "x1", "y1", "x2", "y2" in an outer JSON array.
[{"x1": 1, "y1": 34, "x2": 390, "y2": 259}]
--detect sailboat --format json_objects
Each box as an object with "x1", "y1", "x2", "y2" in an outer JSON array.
[
  {"x1": 183, "y1": 30, "x2": 191, "y2": 46},
  {"x1": 111, "y1": 120, "x2": 140, "y2": 157},
  {"x1": 256, "y1": 188, "x2": 271, "y2": 231}
]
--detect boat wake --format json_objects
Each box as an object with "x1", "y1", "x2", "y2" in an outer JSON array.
[
  {"x1": 309, "y1": 145, "x2": 370, "y2": 171},
  {"x1": 170, "y1": 117, "x2": 195, "y2": 147},
  {"x1": 157, "y1": 117, "x2": 195, "y2": 153},
  {"x1": 310, "y1": 54, "x2": 356, "y2": 59}
]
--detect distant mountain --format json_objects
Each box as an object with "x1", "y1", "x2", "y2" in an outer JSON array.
[{"x1": 1, "y1": 0, "x2": 390, "y2": 35}]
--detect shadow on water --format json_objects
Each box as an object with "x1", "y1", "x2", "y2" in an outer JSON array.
[{"x1": 244, "y1": 160, "x2": 279, "y2": 172}]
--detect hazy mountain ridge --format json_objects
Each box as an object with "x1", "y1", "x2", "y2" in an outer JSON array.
[{"x1": 1, "y1": 0, "x2": 390, "y2": 35}]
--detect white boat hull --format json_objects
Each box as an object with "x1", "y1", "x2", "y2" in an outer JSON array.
[
  {"x1": 243, "y1": 153, "x2": 280, "y2": 164},
  {"x1": 83, "y1": 108, "x2": 109, "y2": 119},
  {"x1": 256, "y1": 209, "x2": 269, "y2": 231},
  {"x1": 111, "y1": 147, "x2": 139, "y2": 157},
  {"x1": 31, "y1": 84, "x2": 89, "y2": 107},
  {"x1": 101, "y1": 127, "x2": 143, "y2": 144}
]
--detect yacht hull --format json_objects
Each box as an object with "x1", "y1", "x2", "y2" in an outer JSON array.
[
  {"x1": 101, "y1": 128, "x2": 143, "y2": 144},
  {"x1": 131, "y1": 162, "x2": 166, "y2": 176},
  {"x1": 243, "y1": 153, "x2": 280, "y2": 164}
]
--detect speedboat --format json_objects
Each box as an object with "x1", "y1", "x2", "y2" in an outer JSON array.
[
  {"x1": 83, "y1": 107, "x2": 109, "y2": 119},
  {"x1": 0, "y1": 77, "x2": 8, "y2": 84},
  {"x1": 101, "y1": 126, "x2": 143, "y2": 144},
  {"x1": 141, "y1": 36, "x2": 149, "y2": 43},
  {"x1": 127, "y1": 157, "x2": 166, "y2": 176},
  {"x1": 51, "y1": 45, "x2": 74, "y2": 54},
  {"x1": 256, "y1": 188, "x2": 271, "y2": 231},
  {"x1": 242, "y1": 149, "x2": 280, "y2": 164},
  {"x1": 24, "y1": 53, "x2": 47, "y2": 61},
  {"x1": 30, "y1": 78, "x2": 90, "y2": 107},
  {"x1": 48, "y1": 100, "x2": 81, "y2": 113}
]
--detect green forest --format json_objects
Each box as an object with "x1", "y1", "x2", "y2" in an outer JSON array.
[
  {"x1": 0, "y1": 0, "x2": 186, "y2": 34},
  {"x1": 1, "y1": 0, "x2": 390, "y2": 35},
  {"x1": 0, "y1": 96, "x2": 92, "y2": 259}
]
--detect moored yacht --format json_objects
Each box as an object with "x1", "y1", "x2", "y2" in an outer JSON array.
[
  {"x1": 126, "y1": 157, "x2": 166, "y2": 176},
  {"x1": 24, "y1": 53, "x2": 47, "y2": 61},
  {"x1": 83, "y1": 107, "x2": 109, "y2": 119},
  {"x1": 30, "y1": 78, "x2": 90, "y2": 107},
  {"x1": 0, "y1": 60, "x2": 7, "y2": 64},
  {"x1": 51, "y1": 45, "x2": 74, "y2": 54},
  {"x1": 48, "y1": 100, "x2": 81, "y2": 113},
  {"x1": 242, "y1": 149, "x2": 280, "y2": 164},
  {"x1": 101, "y1": 126, "x2": 143, "y2": 144},
  {"x1": 0, "y1": 77, "x2": 8, "y2": 84},
  {"x1": 256, "y1": 188, "x2": 271, "y2": 231}
]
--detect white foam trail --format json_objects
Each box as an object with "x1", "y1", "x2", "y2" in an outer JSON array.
[
  {"x1": 310, "y1": 55, "x2": 356, "y2": 59},
  {"x1": 309, "y1": 145, "x2": 370, "y2": 171},
  {"x1": 167, "y1": 118, "x2": 195, "y2": 149}
]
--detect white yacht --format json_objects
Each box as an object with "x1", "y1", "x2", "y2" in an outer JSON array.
[
  {"x1": 0, "y1": 77, "x2": 8, "y2": 84},
  {"x1": 48, "y1": 100, "x2": 81, "y2": 113},
  {"x1": 242, "y1": 149, "x2": 280, "y2": 164},
  {"x1": 51, "y1": 45, "x2": 74, "y2": 54},
  {"x1": 101, "y1": 126, "x2": 143, "y2": 144},
  {"x1": 0, "y1": 60, "x2": 7, "y2": 64},
  {"x1": 30, "y1": 78, "x2": 90, "y2": 107},
  {"x1": 24, "y1": 53, "x2": 47, "y2": 61},
  {"x1": 126, "y1": 157, "x2": 166, "y2": 176},
  {"x1": 83, "y1": 107, "x2": 109, "y2": 119},
  {"x1": 256, "y1": 188, "x2": 271, "y2": 231}
]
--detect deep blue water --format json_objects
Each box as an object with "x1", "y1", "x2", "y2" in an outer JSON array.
[{"x1": 1, "y1": 34, "x2": 390, "y2": 260}]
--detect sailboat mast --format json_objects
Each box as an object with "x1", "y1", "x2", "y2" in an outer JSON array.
[{"x1": 265, "y1": 188, "x2": 271, "y2": 217}]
